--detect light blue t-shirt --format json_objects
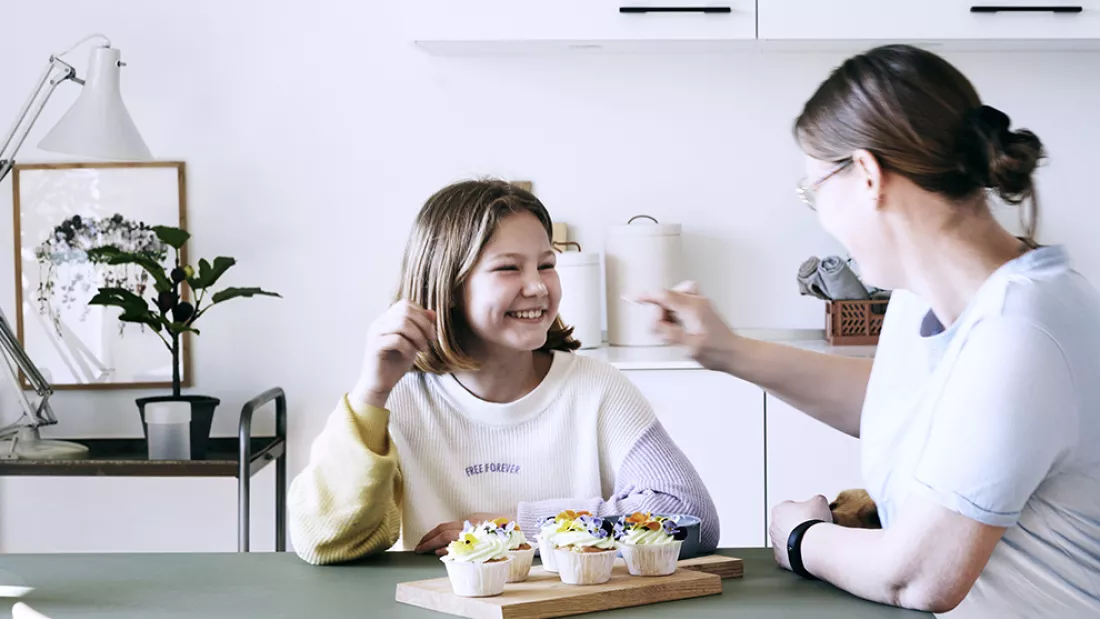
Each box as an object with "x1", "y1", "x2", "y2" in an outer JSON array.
[{"x1": 861, "y1": 246, "x2": 1100, "y2": 618}]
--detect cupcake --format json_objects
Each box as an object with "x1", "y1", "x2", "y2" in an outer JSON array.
[
  {"x1": 535, "y1": 510, "x2": 588, "y2": 573},
  {"x1": 439, "y1": 521, "x2": 512, "y2": 597},
  {"x1": 479, "y1": 518, "x2": 537, "y2": 583},
  {"x1": 552, "y1": 514, "x2": 618, "y2": 585},
  {"x1": 616, "y1": 512, "x2": 684, "y2": 577}
]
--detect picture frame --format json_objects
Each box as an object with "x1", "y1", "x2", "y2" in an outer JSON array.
[{"x1": 11, "y1": 161, "x2": 192, "y2": 390}]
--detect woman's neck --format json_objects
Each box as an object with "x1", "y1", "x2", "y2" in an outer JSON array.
[
  {"x1": 451, "y1": 347, "x2": 553, "y2": 404},
  {"x1": 893, "y1": 200, "x2": 1030, "y2": 328}
]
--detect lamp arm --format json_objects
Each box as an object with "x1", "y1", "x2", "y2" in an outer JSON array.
[
  {"x1": 0, "y1": 39, "x2": 112, "y2": 437},
  {"x1": 0, "y1": 305, "x2": 55, "y2": 429},
  {"x1": 0, "y1": 35, "x2": 116, "y2": 457},
  {"x1": 0, "y1": 57, "x2": 81, "y2": 184},
  {"x1": 0, "y1": 62, "x2": 55, "y2": 162}
]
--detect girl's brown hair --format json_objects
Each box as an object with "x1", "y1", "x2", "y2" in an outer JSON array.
[
  {"x1": 398, "y1": 179, "x2": 580, "y2": 374},
  {"x1": 794, "y1": 44, "x2": 1045, "y2": 242}
]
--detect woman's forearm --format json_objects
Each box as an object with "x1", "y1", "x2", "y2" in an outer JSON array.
[
  {"x1": 724, "y1": 338, "x2": 872, "y2": 437},
  {"x1": 800, "y1": 524, "x2": 912, "y2": 607},
  {"x1": 799, "y1": 516, "x2": 981, "y2": 614}
]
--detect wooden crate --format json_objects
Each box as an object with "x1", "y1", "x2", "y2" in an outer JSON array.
[
  {"x1": 825, "y1": 298, "x2": 889, "y2": 345},
  {"x1": 395, "y1": 554, "x2": 741, "y2": 619}
]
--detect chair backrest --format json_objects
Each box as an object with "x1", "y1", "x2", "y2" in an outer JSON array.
[{"x1": 12, "y1": 602, "x2": 52, "y2": 619}]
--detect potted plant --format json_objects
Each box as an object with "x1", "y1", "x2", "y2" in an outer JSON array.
[{"x1": 86, "y1": 225, "x2": 279, "y2": 458}]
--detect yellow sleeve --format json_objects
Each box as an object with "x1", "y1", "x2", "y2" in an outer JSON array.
[{"x1": 288, "y1": 395, "x2": 403, "y2": 564}]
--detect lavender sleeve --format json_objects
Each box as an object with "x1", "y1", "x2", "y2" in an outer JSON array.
[{"x1": 516, "y1": 423, "x2": 720, "y2": 553}]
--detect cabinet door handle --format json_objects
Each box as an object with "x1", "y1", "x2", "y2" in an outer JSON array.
[
  {"x1": 970, "y1": 5, "x2": 1083, "y2": 13},
  {"x1": 620, "y1": 6, "x2": 733, "y2": 14}
]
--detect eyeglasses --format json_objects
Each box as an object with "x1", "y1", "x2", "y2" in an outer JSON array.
[{"x1": 796, "y1": 159, "x2": 853, "y2": 211}]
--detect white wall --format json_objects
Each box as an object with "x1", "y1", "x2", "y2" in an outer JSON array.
[{"x1": 1, "y1": 1, "x2": 1098, "y2": 552}]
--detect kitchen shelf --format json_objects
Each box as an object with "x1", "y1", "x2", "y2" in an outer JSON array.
[
  {"x1": 0, "y1": 387, "x2": 288, "y2": 553},
  {"x1": 578, "y1": 330, "x2": 876, "y2": 371}
]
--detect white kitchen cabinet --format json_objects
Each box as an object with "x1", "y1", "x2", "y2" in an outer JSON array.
[
  {"x1": 403, "y1": 1, "x2": 757, "y2": 53},
  {"x1": 759, "y1": 1, "x2": 1100, "y2": 41},
  {"x1": 764, "y1": 394, "x2": 864, "y2": 546},
  {"x1": 623, "y1": 369, "x2": 766, "y2": 548}
]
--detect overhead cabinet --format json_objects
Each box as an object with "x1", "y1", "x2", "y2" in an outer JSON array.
[
  {"x1": 757, "y1": 1, "x2": 1100, "y2": 41},
  {"x1": 405, "y1": 1, "x2": 1100, "y2": 53},
  {"x1": 406, "y1": 1, "x2": 758, "y2": 52}
]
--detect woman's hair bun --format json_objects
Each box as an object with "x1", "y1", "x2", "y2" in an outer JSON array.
[{"x1": 960, "y1": 104, "x2": 1044, "y2": 205}]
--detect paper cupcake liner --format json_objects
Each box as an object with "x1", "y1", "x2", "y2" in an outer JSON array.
[
  {"x1": 506, "y1": 546, "x2": 536, "y2": 582},
  {"x1": 554, "y1": 548, "x2": 616, "y2": 585},
  {"x1": 620, "y1": 540, "x2": 682, "y2": 576},
  {"x1": 537, "y1": 535, "x2": 558, "y2": 573},
  {"x1": 442, "y1": 556, "x2": 512, "y2": 597}
]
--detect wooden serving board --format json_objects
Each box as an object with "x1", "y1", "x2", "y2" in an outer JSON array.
[
  {"x1": 677, "y1": 554, "x2": 744, "y2": 579},
  {"x1": 395, "y1": 555, "x2": 741, "y2": 619}
]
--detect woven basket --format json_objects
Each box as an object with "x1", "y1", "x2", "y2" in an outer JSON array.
[{"x1": 825, "y1": 298, "x2": 889, "y2": 345}]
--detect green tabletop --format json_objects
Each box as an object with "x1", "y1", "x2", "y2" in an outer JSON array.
[{"x1": 0, "y1": 548, "x2": 929, "y2": 618}]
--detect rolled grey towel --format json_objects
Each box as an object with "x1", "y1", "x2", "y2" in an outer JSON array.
[
  {"x1": 797, "y1": 256, "x2": 830, "y2": 300},
  {"x1": 819, "y1": 255, "x2": 871, "y2": 300}
]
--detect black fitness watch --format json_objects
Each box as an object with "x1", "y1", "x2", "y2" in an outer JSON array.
[{"x1": 787, "y1": 519, "x2": 825, "y2": 580}]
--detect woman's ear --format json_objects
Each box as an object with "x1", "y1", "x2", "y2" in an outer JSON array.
[{"x1": 852, "y1": 149, "x2": 885, "y2": 209}]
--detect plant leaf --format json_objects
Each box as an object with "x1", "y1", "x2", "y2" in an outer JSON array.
[
  {"x1": 89, "y1": 288, "x2": 163, "y2": 332},
  {"x1": 86, "y1": 247, "x2": 172, "y2": 293},
  {"x1": 88, "y1": 287, "x2": 148, "y2": 310},
  {"x1": 211, "y1": 287, "x2": 281, "y2": 304},
  {"x1": 192, "y1": 256, "x2": 236, "y2": 290},
  {"x1": 167, "y1": 322, "x2": 200, "y2": 336},
  {"x1": 118, "y1": 309, "x2": 163, "y2": 332},
  {"x1": 85, "y1": 246, "x2": 120, "y2": 260},
  {"x1": 153, "y1": 226, "x2": 190, "y2": 250}
]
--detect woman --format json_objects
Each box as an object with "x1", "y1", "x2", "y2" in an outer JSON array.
[{"x1": 639, "y1": 45, "x2": 1099, "y2": 617}]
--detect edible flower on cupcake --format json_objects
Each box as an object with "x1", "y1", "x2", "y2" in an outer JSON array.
[
  {"x1": 615, "y1": 512, "x2": 681, "y2": 545},
  {"x1": 554, "y1": 514, "x2": 618, "y2": 552},
  {"x1": 442, "y1": 521, "x2": 510, "y2": 563},
  {"x1": 479, "y1": 517, "x2": 532, "y2": 551}
]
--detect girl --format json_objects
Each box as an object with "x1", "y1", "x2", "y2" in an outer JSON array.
[
  {"x1": 288, "y1": 179, "x2": 718, "y2": 565},
  {"x1": 639, "y1": 45, "x2": 1100, "y2": 617}
]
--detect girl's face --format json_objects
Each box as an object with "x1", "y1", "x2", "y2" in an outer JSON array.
[{"x1": 459, "y1": 211, "x2": 561, "y2": 356}]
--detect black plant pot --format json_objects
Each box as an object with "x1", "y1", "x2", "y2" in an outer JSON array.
[{"x1": 135, "y1": 395, "x2": 220, "y2": 460}]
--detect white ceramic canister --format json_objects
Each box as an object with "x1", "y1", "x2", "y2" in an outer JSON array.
[
  {"x1": 555, "y1": 249, "x2": 602, "y2": 349},
  {"x1": 604, "y1": 215, "x2": 682, "y2": 347}
]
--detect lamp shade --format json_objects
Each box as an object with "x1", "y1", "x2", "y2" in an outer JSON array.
[{"x1": 37, "y1": 46, "x2": 151, "y2": 161}]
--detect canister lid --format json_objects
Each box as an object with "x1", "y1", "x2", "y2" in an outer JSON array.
[{"x1": 607, "y1": 215, "x2": 681, "y2": 237}]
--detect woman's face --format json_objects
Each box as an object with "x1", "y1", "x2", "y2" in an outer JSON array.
[{"x1": 803, "y1": 153, "x2": 897, "y2": 289}]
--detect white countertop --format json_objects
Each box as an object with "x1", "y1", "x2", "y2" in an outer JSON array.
[{"x1": 576, "y1": 329, "x2": 876, "y2": 371}]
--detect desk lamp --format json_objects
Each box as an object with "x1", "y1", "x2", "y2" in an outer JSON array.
[{"x1": 0, "y1": 34, "x2": 152, "y2": 460}]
